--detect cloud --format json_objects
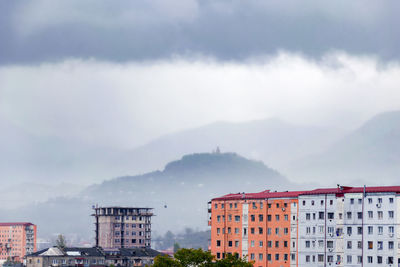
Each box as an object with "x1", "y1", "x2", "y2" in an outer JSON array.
[
  {"x1": 1, "y1": 52, "x2": 400, "y2": 149},
  {"x1": 1, "y1": 0, "x2": 400, "y2": 64}
]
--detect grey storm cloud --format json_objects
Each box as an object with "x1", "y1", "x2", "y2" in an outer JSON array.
[{"x1": 1, "y1": 0, "x2": 400, "y2": 64}]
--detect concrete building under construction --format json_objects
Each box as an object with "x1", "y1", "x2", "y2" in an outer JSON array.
[{"x1": 92, "y1": 207, "x2": 153, "y2": 250}]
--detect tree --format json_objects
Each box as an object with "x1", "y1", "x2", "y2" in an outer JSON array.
[
  {"x1": 55, "y1": 234, "x2": 67, "y2": 249},
  {"x1": 173, "y1": 242, "x2": 181, "y2": 253},
  {"x1": 153, "y1": 248, "x2": 253, "y2": 267}
]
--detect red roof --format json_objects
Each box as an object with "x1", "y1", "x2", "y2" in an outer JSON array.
[
  {"x1": 0, "y1": 222, "x2": 34, "y2": 227},
  {"x1": 212, "y1": 186, "x2": 400, "y2": 201}
]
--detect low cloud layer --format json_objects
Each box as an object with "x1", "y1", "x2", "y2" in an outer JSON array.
[
  {"x1": 1, "y1": 52, "x2": 400, "y2": 149},
  {"x1": 1, "y1": 0, "x2": 400, "y2": 64}
]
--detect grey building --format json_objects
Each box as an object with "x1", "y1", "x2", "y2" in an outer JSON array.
[{"x1": 92, "y1": 207, "x2": 153, "y2": 250}]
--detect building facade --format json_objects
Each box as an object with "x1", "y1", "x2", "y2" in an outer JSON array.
[
  {"x1": 0, "y1": 222, "x2": 37, "y2": 263},
  {"x1": 26, "y1": 247, "x2": 162, "y2": 267},
  {"x1": 209, "y1": 186, "x2": 400, "y2": 267},
  {"x1": 92, "y1": 207, "x2": 153, "y2": 250}
]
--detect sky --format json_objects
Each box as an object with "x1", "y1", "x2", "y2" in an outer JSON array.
[{"x1": 0, "y1": 1, "x2": 400, "y2": 159}]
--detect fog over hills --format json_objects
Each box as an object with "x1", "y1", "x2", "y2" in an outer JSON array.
[
  {"x1": 289, "y1": 110, "x2": 400, "y2": 184},
  {"x1": 0, "y1": 152, "x2": 292, "y2": 243}
]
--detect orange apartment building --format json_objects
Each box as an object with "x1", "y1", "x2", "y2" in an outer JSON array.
[
  {"x1": 210, "y1": 186, "x2": 400, "y2": 267},
  {"x1": 209, "y1": 190, "x2": 302, "y2": 267},
  {"x1": 0, "y1": 222, "x2": 37, "y2": 263}
]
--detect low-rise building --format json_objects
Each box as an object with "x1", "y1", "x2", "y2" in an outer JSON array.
[{"x1": 26, "y1": 247, "x2": 163, "y2": 267}]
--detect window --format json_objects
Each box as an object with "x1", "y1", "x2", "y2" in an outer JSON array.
[
  {"x1": 378, "y1": 226, "x2": 383, "y2": 235},
  {"x1": 389, "y1": 197, "x2": 394, "y2": 203},
  {"x1": 358, "y1": 241, "x2": 362, "y2": 249},
  {"x1": 251, "y1": 228, "x2": 255, "y2": 234},
  {"x1": 267, "y1": 228, "x2": 271, "y2": 234},
  {"x1": 347, "y1": 212, "x2": 352, "y2": 219},
  {"x1": 284, "y1": 214, "x2": 288, "y2": 221},
  {"x1": 217, "y1": 228, "x2": 220, "y2": 234},
  {"x1": 259, "y1": 241, "x2": 263, "y2": 247},
  {"x1": 368, "y1": 198, "x2": 372, "y2": 204},
  {"x1": 319, "y1": 212, "x2": 324, "y2": 219},
  {"x1": 260, "y1": 202, "x2": 263, "y2": 209},
  {"x1": 377, "y1": 256, "x2": 382, "y2": 264},
  {"x1": 357, "y1": 227, "x2": 362, "y2": 235},
  {"x1": 327, "y1": 241, "x2": 333, "y2": 248},
  {"x1": 306, "y1": 241, "x2": 311, "y2": 248},
  {"x1": 252, "y1": 202, "x2": 257, "y2": 209},
  {"x1": 378, "y1": 198, "x2": 382, "y2": 203},
  {"x1": 217, "y1": 216, "x2": 221, "y2": 222},
  {"x1": 311, "y1": 200, "x2": 315, "y2": 206},
  {"x1": 317, "y1": 255, "x2": 323, "y2": 262},
  {"x1": 228, "y1": 241, "x2": 233, "y2": 247},
  {"x1": 347, "y1": 241, "x2": 352, "y2": 249},
  {"x1": 275, "y1": 254, "x2": 279, "y2": 261},
  {"x1": 259, "y1": 253, "x2": 263, "y2": 261},
  {"x1": 221, "y1": 204, "x2": 224, "y2": 209},
  {"x1": 306, "y1": 227, "x2": 310, "y2": 234},
  {"x1": 250, "y1": 240, "x2": 255, "y2": 247},
  {"x1": 284, "y1": 228, "x2": 288, "y2": 234},
  {"x1": 276, "y1": 203, "x2": 280, "y2": 208},
  {"x1": 235, "y1": 240, "x2": 239, "y2": 247},
  {"x1": 389, "y1": 226, "x2": 394, "y2": 234},
  {"x1": 330, "y1": 200, "x2": 333, "y2": 205},
  {"x1": 275, "y1": 215, "x2": 280, "y2": 221},
  {"x1": 268, "y1": 204, "x2": 271, "y2": 208},
  {"x1": 235, "y1": 228, "x2": 239, "y2": 234},
  {"x1": 347, "y1": 255, "x2": 352, "y2": 264},
  {"x1": 284, "y1": 241, "x2": 288, "y2": 247},
  {"x1": 388, "y1": 241, "x2": 394, "y2": 249},
  {"x1": 303, "y1": 200, "x2": 306, "y2": 206},
  {"x1": 350, "y1": 198, "x2": 354, "y2": 204},
  {"x1": 357, "y1": 212, "x2": 362, "y2": 219},
  {"x1": 275, "y1": 228, "x2": 279, "y2": 234},
  {"x1": 377, "y1": 241, "x2": 383, "y2": 250},
  {"x1": 306, "y1": 213, "x2": 310, "y2": 220},
  {"x1": 258, "y1": 227, "x2": 263, "y2": 234},
  {"x1": 358, "y1": 198, "x2": 362, "y2": 204},
  {"x1": 367, "y1": 256, "x2": 373, "y2": 263},
  {"x1": 235, "y1": 216, "x2": 240, "y2": 222},
  {"x1": 216, "y1": 240, "x2": 221, "y2": 247},
  {"x1": 250, "y1": 215, "x2": 255, "y2": 222},
  {"x1": 250, "y1": 254, "x2": 255, "y2": 260},
  {"x1": 267, "y1": 254, "x2": 271, "y2": 261},
  {"x1": 388, "y1": 211, "x2": 394, "y2": 218},
  {"x1": 306, "y1": 255, "x2": 310, "y2": 262},
  {"x1": 378, "y1": 211, "x2": 383, "y2": 219},
  {"x1": 347, "y1": 227, "x2": 352, "y2": 236},
  {"x1": 275, "y1": 241, "x2": 279, "y2": 248},
  {"x1": 368, "y1": 226, "x2": 373, "y2": 234},
  {"x1": 357, "y1": 256, "x2": 362, "y2": 264},
  {"x1": 368, "y1": 241, "x2": 373, "y2": 249},
  {"x1": 368, "y1": 211, "x2": 373, "y2": 219},
  {"x1": 228, "y1": 215, "x2": 232, "y2": 222},
  {"x1": 234, "y1": 203, "x2": 237, "y2": 208},
  {"x1": 328, "y1": 212, "x2": 334, "y2": 219},
  {"x1": 267, "y1": 215, "x2": 271, "y2": 221},
  {"x1": 259, "y1": 215, "x2": 263, "y2": 222},
  {"x1": 267, "y1": 241, "x2": 272, "y2": 248},
  {"x1": 284, "y1": 254, "x2": 288, "y2": 261}
]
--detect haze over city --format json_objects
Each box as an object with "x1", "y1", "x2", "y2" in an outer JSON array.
[{"x1": 1, "y1": 0, "x2": 400, "y2": 262}]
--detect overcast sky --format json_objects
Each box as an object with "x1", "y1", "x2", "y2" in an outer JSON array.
[{"x1": 1, "y1": 0, "x2": 400, "y2": 148}]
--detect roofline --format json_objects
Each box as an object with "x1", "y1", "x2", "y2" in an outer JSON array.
[{"x1": 212, "y1": 185, "x2": 400, "y2": 201}]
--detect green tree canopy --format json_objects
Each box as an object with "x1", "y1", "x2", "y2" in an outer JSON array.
[{"x1": 153, "y1": 248, "x2": 253, "y2": 267}]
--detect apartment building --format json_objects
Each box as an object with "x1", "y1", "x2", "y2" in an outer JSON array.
[
  {"x1": 92, "y1": 207, "x2": 153, "y2": 250},
  {"x1": 209, "y1": 186, "x2": 400, "y2": 267},
  {"x1": 0, "y1": 222, "x2": 37, "y2": 263}
]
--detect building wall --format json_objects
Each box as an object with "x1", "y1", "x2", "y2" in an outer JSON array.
[
  {"x1": 94, "y1": 207, "x2": 152, "y2": 250},
  {"x1": 0, "y1": 223, "x2": 36, "y2": 262},
  {"x1": 210, "y1": 187, "x2": 400, "y2": 267}
]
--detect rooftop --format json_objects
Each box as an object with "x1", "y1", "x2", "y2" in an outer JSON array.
[
  {"x1": 212, "y1": 185, "x2": 400, "y2": 201},
  {"x1": 0, "y1": 222, "x2": 35, "y2": 227}
]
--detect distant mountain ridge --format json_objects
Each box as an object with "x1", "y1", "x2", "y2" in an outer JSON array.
[
  {"x1": 1, "y1": 152, "x2": 292, "y2": 241},
  {"x1": 289, "y1": 110, "x2": 400, "y2": 184}
]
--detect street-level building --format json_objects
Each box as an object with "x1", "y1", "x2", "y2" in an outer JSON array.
[
  {"x1": 92, "y1": 207, "x2": 153, "y2": 250},
  {"x1": 209, "y1": 185, "x2": 400, "y2": 267},
  {"x1": 26, "y1": 246, "x2": 163, "y2": 267},
  {"x1": 0, "y1": 222, "x2": 37, "y2": 263}
]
